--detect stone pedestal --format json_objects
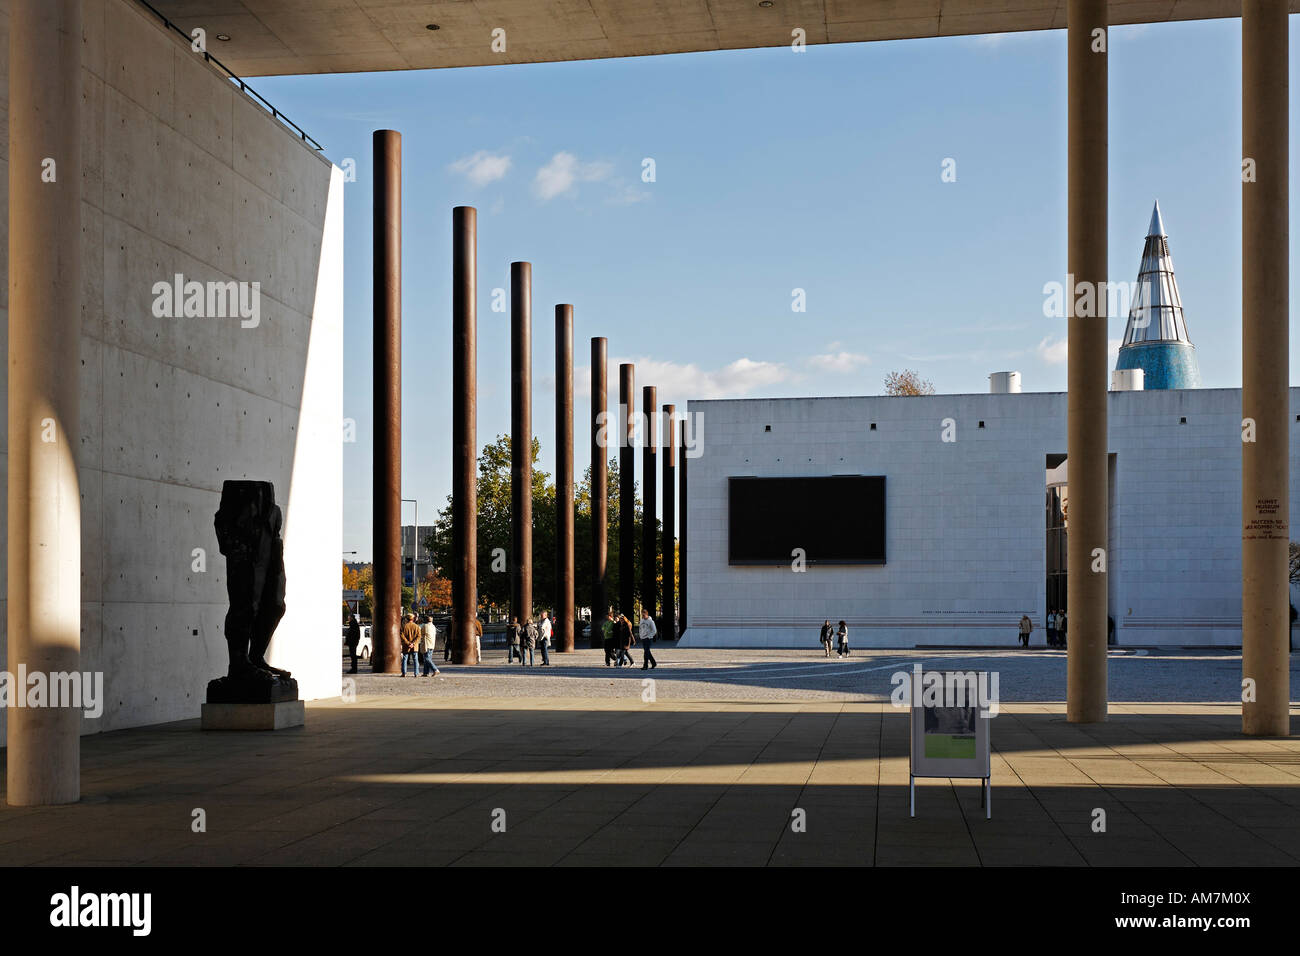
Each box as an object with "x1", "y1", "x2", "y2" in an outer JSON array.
[{"x1": 202, "y1": 700, "x2": 305, "y2": 731}]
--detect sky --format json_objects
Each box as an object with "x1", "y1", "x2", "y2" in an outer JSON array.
[{"x1": 254, "y1": 18, "x2": 1300, "y2": 562}]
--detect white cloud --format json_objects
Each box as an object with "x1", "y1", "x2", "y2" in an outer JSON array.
[
  {"x1": 1036, "y1": 337, "x2": 1123, "y2": 366},
  {"x1": 627, "y1": 357, "x2": 793, "y2": 400},
  {"x1": 449, "y1": 151, "x2": 511, "y2": 186},
  {"x1": 534, "y1": 151, "x2": 612, "y2": 200},
  {"x1": 574, "y1": 356, "x2": 796, "y2": 405},
  {"x1": 806, "y1": 350, "x2": 870, "y2": 374},
  {"x1": 1037, "y1": 336, "x2": 1069, "y2": 364}
]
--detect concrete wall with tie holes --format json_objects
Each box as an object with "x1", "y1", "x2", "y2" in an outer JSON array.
[
  {"x1": 685, "y1": 387, "x2": 1300, "y2": 648},
  {"x1": 0, "y1": 0, "x2": 343, "y2": 741}
]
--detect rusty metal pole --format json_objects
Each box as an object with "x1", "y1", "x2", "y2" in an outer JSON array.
[
  {"x1": 662, "y1": 404, "x2": 677, "y2": 640},
  {"x1": 641, "y1": 386, "x2": 658, "y2": 620},
  {"x1": 451, "y1": 206, "x2": 478, "y2": 665},
  {"x1": 619, "y1": 364, "x2": 636, "y2": 620},
  {"x1": 1241, "y1": 0, "x2": 1290, "y2": 736},
  {"x1": 1065, "y1": 0, "x2": 1108, "y2": 723},
  {"x1": 679, "y1": 415, "x2": 688, "y2": 634},
  {"x1": 372, "y1": 129, "x2": 401, "y2": 673},
  {"x1": 555, "y1": 305, "x2": 575, "y2": 651},
  {"x1": 590, "y1": 338, "x2": 608, "y2": 646},
  {"x1": 511, "y1": 262, "x2": 533, "y2": 626}
]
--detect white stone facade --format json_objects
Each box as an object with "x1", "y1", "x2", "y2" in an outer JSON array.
[{"x1": 682, "y1": 387, "x2": 1300, "y2": 648}]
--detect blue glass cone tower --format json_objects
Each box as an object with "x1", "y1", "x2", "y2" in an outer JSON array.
[{"x1": 1114, "y1": 201, "x2": 1201, "y2": 389}]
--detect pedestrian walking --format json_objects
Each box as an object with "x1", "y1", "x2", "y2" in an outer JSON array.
[
  {"x1": 819, "y1": 619, "x2": 834, "y2": 658},
  {"x1": 1058, "y1": 610, "x2": 1067, "y2": 648},
  {"x1": 473, "y1": 617, "x2": 483, "y2": 664},
  {"x1": 400, "y1": 613, "x2": 420, "y2": 676},
  {"x1": 639, "y1": 609, "x2": 658, "y2": 670},
  {"x1": 602, "y1": 609, "x2": 617, "y2": 666},
  {"x1": 420, "y1": 615, "x2": 440, "y2": 676},
  {"x1": 507, "y1": 616, "x2": 522, "y2": 663},
  {"x1": 346, "y1": 613, "x2": 361, "y2": 673},
  {"x1": 1018, "y1": 613, "x2": 1032, "y2": 648},
  {"x1": 836, "y1": 620, "x2": 849, "y2": 657},
  {"x1": 617, "y1": 613, "x2": 636, "y2": 667},
  {"x1": 1047, "y1": 609, "x2": 1058, "y2": 648},
  {"x1": 521, "y1": 617, "x2": 538, "y2": 666},
  {"x1": 538, "y1": 611, "x2": 552, "y2": 666}
]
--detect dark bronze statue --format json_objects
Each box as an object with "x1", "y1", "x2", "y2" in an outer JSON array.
[{"x1": 207, "y1": 480, "x2": 298, "y2": 704}]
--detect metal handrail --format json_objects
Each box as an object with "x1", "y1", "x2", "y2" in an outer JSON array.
[{"x1": 133, "y1": 0, "x2": 324, "y2": 152}]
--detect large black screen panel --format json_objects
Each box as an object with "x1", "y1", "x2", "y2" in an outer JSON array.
[{"x1": 728, "y1": 475, "x2": 886, "y2": 565}]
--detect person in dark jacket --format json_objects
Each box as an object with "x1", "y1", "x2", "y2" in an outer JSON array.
[
  {"x1": 836, "y1": 620, "x2": 849, "y2": 657},
  {"x1": 507, "y1": 616, "x2": 522, "y2": 663},
  {"x1": 346, "y1": 614, "x2": 361, "y2": 673},
  {"x1": 521, "y1": 617, "x2": 538, "y2": 667},
  {"x1": 819, "y1": 620, "x2": 834, "y2": 658},
  {"x1": 616, "y1": 614, "x2": 636, "y2": 667}
]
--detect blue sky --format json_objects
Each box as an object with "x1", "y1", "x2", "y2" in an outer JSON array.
[{"x1": 256, "y1": 18, "x2": 1298, "y2": 561}]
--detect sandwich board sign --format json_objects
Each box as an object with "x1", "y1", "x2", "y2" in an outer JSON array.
[{"x1": 907, "y1": 668, "x2": 993, "y2": 818}]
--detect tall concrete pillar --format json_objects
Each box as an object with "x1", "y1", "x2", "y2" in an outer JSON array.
[
  {"x1": 678, "y1": 416, "x2": 688, "y2": 633},
  {"x1": 590, "y1": 338, "x2": 608, "y2": 644},
  {"x1": 641, "y1": 386, "x2": 658, "y2": 619},
  {"x1": 555, "y1": 305, "x2": 575, "y2": 652},
  {"x1": 7, "y1": 0, "x2": 82, "y2": 807},
  {"x1": 619, "y1": 364, "x2": 636, "y2": 619},
  {"x1": 662, "y1": 405, "x2": 677, "y2": 639},
  {"x1": 1065, "y1": 0, "x2": 1108, "y2": 723},
  {"x1": 1241, "y1": 0, "x2": 1290, "y2": 737},
  {"x1": 511, "y1": 262, "x2": 533, "y2": 624},
  {"x1": 372, "y1": 130, "x2": 402, "y2": 674},
  {"x1": 451, "y1": 207, "x2": 478, "y2": 665}
]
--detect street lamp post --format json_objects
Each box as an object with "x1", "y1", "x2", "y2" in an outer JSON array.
[{"x1": 402, "y1": 498, "x2": 418, "y2": 608}]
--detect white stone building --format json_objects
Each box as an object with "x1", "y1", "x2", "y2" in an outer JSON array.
[{"x1": 681, "y1": 386, "x2": 1300, "y2": 648}]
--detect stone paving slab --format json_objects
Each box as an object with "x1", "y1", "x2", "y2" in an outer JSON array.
[{"x1": 1, "y1": 690, "x2": 1298, "y2": 866}]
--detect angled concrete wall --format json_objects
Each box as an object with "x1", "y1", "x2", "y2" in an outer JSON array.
[{"x1": 0, "y1": 0, "x2": 343, "y2": 740}]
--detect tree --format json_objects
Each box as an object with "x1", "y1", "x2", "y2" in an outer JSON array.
[
  {"x1": 421, "y1": 570, "x2": 453, "y2": 612},
  {"x1": 884, "y1": 369, "x2": 935, "y2": 396},
  {"x1": 429, "y1": 437, "x2": 676, "y2": 623},
  {"x1": 429, "y1": 435, "x2": 555, "y2": 618}
]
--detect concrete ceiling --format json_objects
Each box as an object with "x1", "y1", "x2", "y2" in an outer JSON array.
[{"x1": 146, "y1": 0, "x2": 1293, "y2": 77}]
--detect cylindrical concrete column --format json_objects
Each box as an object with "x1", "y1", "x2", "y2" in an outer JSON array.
[
  {"x1": 555, "y1": 305, "x2": 575, "y2": 652},
  {"x1": 662, "y1": 405, "x2": 677, "y2": 640},
  {"x1": 1065, "y1": 0, "x2": 1108, "y2": 723},
  {"x1": 590, "y1": 338, "x2": 608, "y2": 646},
  {"x1": 679, "y1": 416, "x2": 689, "y2": 634},
  {"x1": 511, "y1": 262, "x2": 533, "y2": 624},
  {"x1": 619, "y1": 364, "x2": 636, "y2": 620},
  {"x1": 451, "y1": 207, "x2": 478, "y2": 665},
  {"x1": 7, "y1": 0, "x2": 83, "y2": 807},
  {"x1": 371, "y1": 130, "x2": 402, "y2": 674},
  {"x1": 641, "y1": 386, "x2": 658, "y2": 619},
  {"x1": 1242, "y1": 0, "x2": 1290, "y2": 737}
]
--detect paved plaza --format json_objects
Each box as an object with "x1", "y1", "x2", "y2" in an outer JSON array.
[{"x1": 1, "y1": 648, "x2": 1298, "y2": 866}]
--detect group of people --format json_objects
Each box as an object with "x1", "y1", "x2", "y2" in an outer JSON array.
[
  {"x1": 1045, "y1": 609, "x2": 1068, "y2": 648},
  {"x1": 818, "y1": 620, "x2": 850, "y2": 657},
  {"x1": 506, "y1": 611, "x2": 554, "y2": 666},
  {"x1": 599, "y1": 608, "x2": 658, "y2": 669},
  {"x1": 1020, "y1": 610, "x2": 1116, "y2": 648},
  {"x1": 400, "y1": 612, "x2": 442, "y2": 676}
]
